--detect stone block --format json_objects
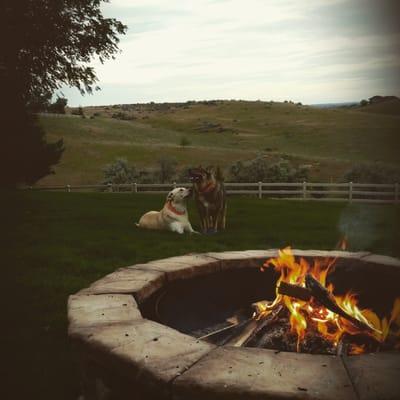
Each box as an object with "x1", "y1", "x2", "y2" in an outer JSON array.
[
  {"x1": 72, "y1": 319, "x2": 214, "y2": 399},
  {"x1": 173, "y1": 347, "x2": 356, "y2": 400},
  {"x1": 360, "y1": 254, "x2": 400, "y2": 268},
  {"x1": 79, "y1": 268, "x2": 166, "y2": 304},
  {"x1": 132, "y1": 254, "x2": 221, "y2": 281},
  {"x1": 68, "y1": 294, "x2": 142, "y2": 330},
  {"x1": 343, "y1": 352, "x2": 400, "y2": 400},
  {"x1": 205, "y1": 250, "x2": 278, "y2": 271}
]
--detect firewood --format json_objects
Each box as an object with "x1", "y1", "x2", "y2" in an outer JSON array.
[
  {"x1": 244, "y1": 304, "x2": 284, "y2": 345},
  {"x1": 336, "y1": 334, "x2": 349, "y2": 357},
  {"x1": 305, "y1": 274, "x2": 377, "y2": 334},
  {"x1": 278, "y1": 281, "x2": 312, "y2": 301},
  {"x1": 197, "y1": 322, "x2": 239, "y2": 341},
  {"x1": 223, "y1": 318, "x2": 259, "y2": 347}
]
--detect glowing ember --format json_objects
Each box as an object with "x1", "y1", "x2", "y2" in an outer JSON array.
[{"x1": 255, "y1": 247, "x2": 400, "y2": 355}]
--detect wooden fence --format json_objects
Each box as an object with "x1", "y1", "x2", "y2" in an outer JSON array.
[{"x1": 27, "y1": 182, "x2": 400, "y2": 204}]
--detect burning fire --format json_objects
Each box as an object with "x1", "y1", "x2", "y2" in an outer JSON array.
[{"x1": 256, "y1": 247, "x2": 400, "y2": 355}]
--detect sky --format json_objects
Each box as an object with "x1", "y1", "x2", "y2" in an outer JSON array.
[{"x1": 62, "y1": 0, "x2": 400, "y2": 106}]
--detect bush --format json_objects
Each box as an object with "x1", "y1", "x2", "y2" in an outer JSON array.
[
  {"x1": 229, "y1": 155, "x2": 309, "y2": 182},
  {"x1": 47, "y1": 97, "x2": 67, "y2": 114},
  {"x1": 111, "y1": 111, "x2": 135, "y2": 120},
  {"x1": 102, "y1": 158, "x2": 136, "y2": 184},
  {"x1": 71, "y1": 106, "x2": 84, "y2": 117},
  {"x1": 180, "y1": 137, "x2": 191, "y2": 147},
  {"x1": 342, "y1": 163, "x2": 400, "y2": 183},
  {"x1": 157, "y1": 158, "x2": 177, "y2": 183}
]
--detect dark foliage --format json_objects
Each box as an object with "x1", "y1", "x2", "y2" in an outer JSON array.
[
  {"x1": 342, "y1": 163, "x2": 400, "y2": 184},
  {"x1": 48, "y1": 97, "x2": 68, "y2": 114},
  {"x1": 229, "y1": 155, "x2": 309, "y2": 182},
  {"x1": 0, "y1": 113, "x2": 64, "y2": 186},
  {"x1": 0, "y1": 0, "x2": 127, "y2": 186}
]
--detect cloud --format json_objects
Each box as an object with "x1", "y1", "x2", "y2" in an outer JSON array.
[{"x1": 63, "y1": 0, "x2": 400, "y2": 105}]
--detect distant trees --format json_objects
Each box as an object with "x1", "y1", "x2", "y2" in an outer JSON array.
[
  {"x1": 360, "y1": 99, "x2": 368, "y2": 107},
  {"x1": 1, "y1": 0, "x2": 127, "y2": 186}
]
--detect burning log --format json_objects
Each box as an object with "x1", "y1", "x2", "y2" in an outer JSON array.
[
  {"x1": 278, "y1": 282, "x2": 312, "y2": 301},
  {"x1": 305, "y1": 274, "x2": 377, "y2": 334},
  {"x1": 276, "y1": 275, "x2": 377, "y2": 334}
]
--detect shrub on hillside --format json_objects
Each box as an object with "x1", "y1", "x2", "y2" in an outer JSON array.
[
  {"x1": 180, "y1": 137, "x2": 191, "y2": 147},
  {"x1": 157, "y1": 158, "x2": 177, "y2": 183},
  {"x1": 47, "y1": 97, "x2": 67, "y2": 114},
  {"x1": 111, "y1": 111, "x2": 135, "y2": 121},
  {"x1": 342, "y1": 163, "x2": 400, "y2": 183},
  {"x1": 71, "y1": 106, "x2": 85, "y2": 117},
  {"x1": 229, "y1": 155, "x2": 309, "y2": 182},
  {"x1": 102, "y1": 158, "x2": 137, "y2": 184}
]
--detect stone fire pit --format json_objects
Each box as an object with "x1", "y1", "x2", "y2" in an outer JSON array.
[{"x1": 68, "y1": 250, "x2": 400, "y2": 400}]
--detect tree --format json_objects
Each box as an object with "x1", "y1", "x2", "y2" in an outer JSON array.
[
  {"x1": 48, "y1": 97, "x2": 68, "y2": 114},
  {"x1": 0, "y1": 1, "x2": 127, "y2": 186}
]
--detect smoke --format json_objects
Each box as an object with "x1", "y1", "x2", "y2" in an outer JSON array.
[{"x1": 338, "y1": 204, "x2": 386, "y2": 251}]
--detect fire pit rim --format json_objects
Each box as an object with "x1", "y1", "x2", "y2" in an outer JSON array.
[{"x1": 68, "y1": 250, "x2": 400, "y2": 400}]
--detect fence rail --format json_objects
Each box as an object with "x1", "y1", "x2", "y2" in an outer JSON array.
[{"x1": 26, "y1": 182, "x2": 399, "y2": 203}]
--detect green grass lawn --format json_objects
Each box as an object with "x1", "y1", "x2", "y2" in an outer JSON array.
[{"x1": 2, "y1": 191, "x2": 400, "y2": 399}]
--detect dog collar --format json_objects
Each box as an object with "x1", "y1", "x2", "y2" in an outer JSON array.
[
  {"x1": 167, "y1": 201, "x2": 186, "y2": 215},
  {"x1": 199, "y1": 181, "x2": 216, "y2": 193}
]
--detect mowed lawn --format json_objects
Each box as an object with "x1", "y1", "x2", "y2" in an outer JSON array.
[{"x1": 2, "y1": 191, "x2": 400, "y2": 399}]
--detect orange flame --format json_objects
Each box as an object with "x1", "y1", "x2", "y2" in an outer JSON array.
[{"x1": 257, "y1": 247, "x2": 400, "y2": 354}]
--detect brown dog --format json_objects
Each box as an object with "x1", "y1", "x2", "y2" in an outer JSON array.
[{"x1": 188, "y1": 166, "x2": 227, "y2": 233}]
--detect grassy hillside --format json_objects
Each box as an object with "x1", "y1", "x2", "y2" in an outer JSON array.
[
  {"x1": 38, "y1": 100, "x2": 400, "y2": 185},
  {"x1": 357, "y1": 99, "x2": 400, "y2": 116}
]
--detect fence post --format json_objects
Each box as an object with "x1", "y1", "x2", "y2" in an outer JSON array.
[
  {"x1": 134, "y1": 183, "x2": 138, "y2": 193},
  {"x1": 258, "y1": 182, "x2": 262, "y2": 199},
  {"x1": 172, "y1": 182, "x2": 177, "y2": 189},
  {"x1": 66, "y1": 184, "x2": 71, "y2": 193},
  {"x1": 108, "y1": 183, "x2": 113, "y2": 193},
  {"x1": 349, "y1": 182, "x2": 353, "y2": 202},
  {"x1": 302, "y1": 181, "x2": 307, "y2": 199},
  {"x1": 395, "y1": 183, "x2": 399, "y2": 203}
]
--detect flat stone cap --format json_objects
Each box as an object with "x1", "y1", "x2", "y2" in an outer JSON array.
[{"x1": 173, "y1": 346, "x2": 357, "y2": 400}]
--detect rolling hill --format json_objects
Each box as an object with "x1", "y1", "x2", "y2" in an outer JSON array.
[{"x1": 38, "y1": 100, "x2": 400, "y2": 185}]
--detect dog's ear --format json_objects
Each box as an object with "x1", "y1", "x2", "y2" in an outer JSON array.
[
  {"x1": 166, "y1": 191, "x2": 174, "y2": 202},
  {"x1": 206, "y1": 165, "x2": 215, "y2": 178}
]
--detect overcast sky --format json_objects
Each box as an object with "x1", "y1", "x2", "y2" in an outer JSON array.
[{"x1": 63, "y1": 0, "x2": 400, "y2": 106}]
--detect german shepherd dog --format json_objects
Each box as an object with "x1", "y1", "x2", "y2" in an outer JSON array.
[{"x1": 188, "y1": 166, "x2": 227, "y2": 233}]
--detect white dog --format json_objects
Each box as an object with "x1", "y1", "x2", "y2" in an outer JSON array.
[{"x1": 136, "y1": 187, "x2": 198, "y2": 234}]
